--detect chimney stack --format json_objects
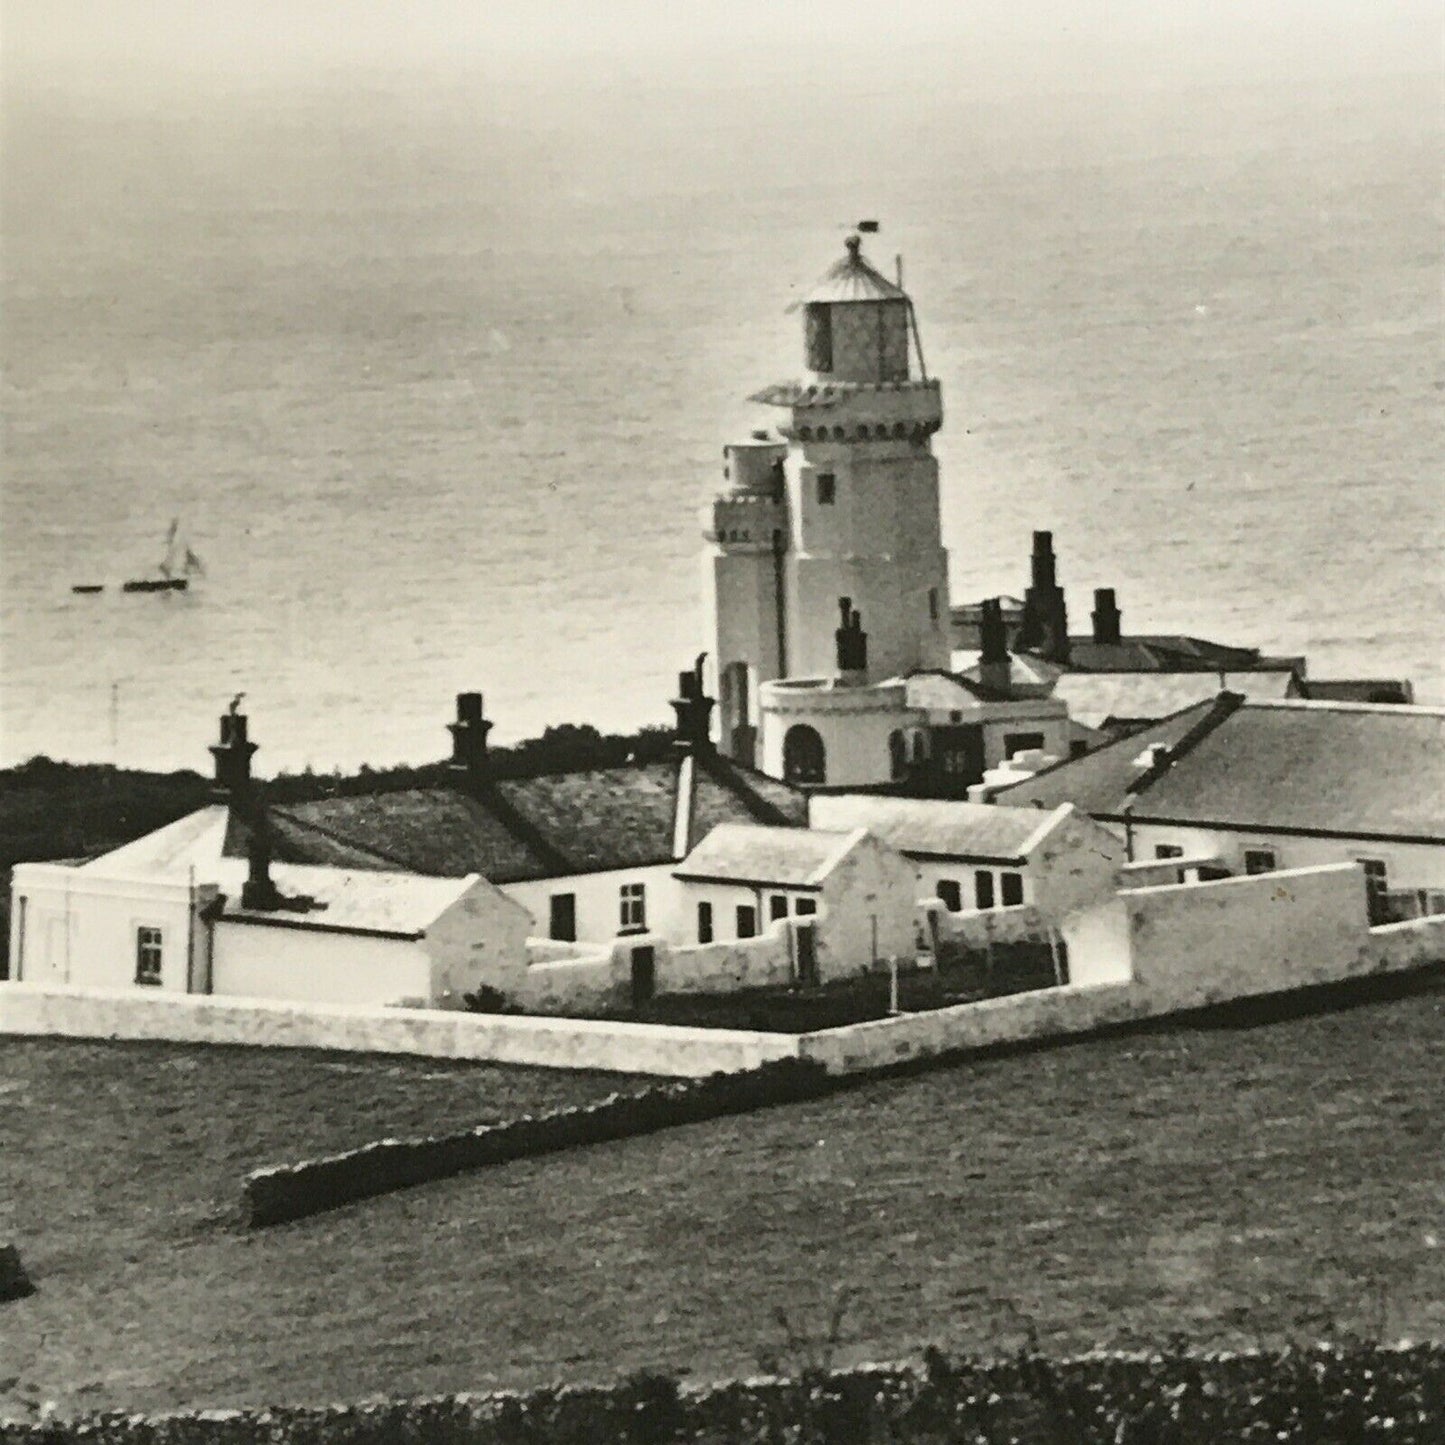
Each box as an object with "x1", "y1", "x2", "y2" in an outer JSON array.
[
  {"x1": 1016, "y1": 530, "x2": 1071, "y2": 664},
  {"x1": 1092, "y1": 588, "x2": 1122, "y2": 645},
  {"x1": 240, "y1": 818, "x2": 282, "y2": 911},
  {"x1": 448, "y1": 692, "x2": 493, "y2": 788},
  {"x1": 977, "y1": 597, "x2": 1013, "y2": 694},
  {"x1": 210, "y1": 700, "x2": 259, "y2": 804},
  {"x1": 835, "y1": 597, "x2": 868, "y2": 683},
  {"x1": 671, "y1": 656, "x2": 716, "y2": 754}
]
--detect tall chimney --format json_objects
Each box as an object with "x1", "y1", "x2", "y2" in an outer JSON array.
[
  {"x1": 670, "y1": 656, "x2": 716, "y2": 754},
  {"x1": 209, "y1": 701, "x2": 259, "y2": 804},
  {"x1": 1092, "y1": 588, "x2": 1122, "y2": 645},
  {"x1": 835, "y1": 597, "x2": 868, "y2": 683},
  {"x1": 1016, "y1": 530, "x2": 1070, "y2": 664},
  {"x1": 977, "y1": 597, "x2": 1012, "y2": 694},
  {"x1": 448, "y1": 692, "x2": 493, "y2": 788}
]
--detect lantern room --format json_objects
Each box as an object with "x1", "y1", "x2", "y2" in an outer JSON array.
[{"x1": 801, "y1": 235, "x2": 914, "y2": 385}]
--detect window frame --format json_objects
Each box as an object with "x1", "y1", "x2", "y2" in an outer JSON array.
[
  {"x1": 135, "y1": 925, "x2": 163, "y2": 987},
  {"x1": 697, "y1": 900, "x2": 714, "y2": 944},
  {"x1": 768, "y1": 894, "x2": 789, "y2": 923},
  {"x1": 815, "y1": 472, "x2": 836, "y2": 505},
  {"x1": 1243, "y1": 848, "x2": 1278, "y2": 876},
  {"x1": 794, "y1": 897, "x2": 817, "y2": 917},
  {"x1": 1000, "y1": 872, "x2": 1025, "y2": 908},
  {"x1": 618, "y1": 882, "x2": 647, "y2": 933},
  {"x1": 936, "y1": 879, "x2": 962, "y2": 913},
  {"x1": 736, "y1": 904, "x2": 758, "y2": 939},
  {"x1": 1003, "y1": 732, "x2": 1046, "y2": 759}
]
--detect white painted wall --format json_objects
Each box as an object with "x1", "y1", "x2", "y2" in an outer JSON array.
[
  {"x1": 811, "y1": 832, "x2": 917, "y2": 978},
  {"x1": 1127, "y1": 823, "x2": 1445, "y2": 895},
  {"x1": 502, "y1": 863, "x2": 682, "y2": 946},
  {"x1": 759, "y1": 679, "x2": 917, "y2": 787},
  {"x1": 0, "y1": 983, "x2": 797, "y2": 1077},
  {"x1": 424, "y1": 881, "x2": 532, "y2": 1005},
  {"x1": 212, "y1": 923, "x2": 432, "y2": 1008},
  {"x1": 9, "y1": 864, "x2": 217, "y2": 993}
]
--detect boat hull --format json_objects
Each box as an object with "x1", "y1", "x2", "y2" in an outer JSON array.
[{"x1": 122, "y1": 578, "x2": 188, "y2": 593}]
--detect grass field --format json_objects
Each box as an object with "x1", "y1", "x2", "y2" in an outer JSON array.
[{"x1": 3, "y1": 987, "x2": 1443, "y2": 1421}]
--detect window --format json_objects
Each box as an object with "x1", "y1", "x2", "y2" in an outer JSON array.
[
  {"x1": 783, "y1": 724, "x2": 826, "y2": 785},
  {"x1": 928, "y1": 588, "x2": 939, "y2": 622},
  {"x1": 619, "y1": 882, "x2": 647, "y2": 933},
  {"x1": 1155, "y1": 844, "x2": 1185, "y2": 885},
  {"x1": 888, "y1": 729, "x2": 907, "y2": 781},
  {"x1": 769, "y1": 894, "x2": 789, "y2": 922},
  {"x1": 549, "y1": 893, "x2": 577, "y2": 942},
  {"x1": 805, "y1": 303, "x2": 833, "y2": 372},
  {"x1": 794, "y1": 898, "x2": 817, "y2": 917},
  {"x1": 1359, "y1": 858, "x2": 1388, "y2": 922},
  {"x1": 1000, "y1": 872, "x2": 1024, "y2": 907},
  {"x1": 1359, "y1": 858, "x2": 1388, "y2": 895},
  {"x1": 1004, "y1": 732, "x2": 1046, "y2": 759},
  {"x1": 1244, "y1": 848, "x2": 1277, "y2": 876},
  {"x1": 1070, "y1": 740, "x2": 1089, "y2": 759},
  {"x1": 737, "y1": 905, "x2": 757, "y2": 939},
  {"x1": 937, "y1": 879, "x2": 962, "y2": 912},
  {"x1": 974, "y1": 871, "x2": 995, "y2": 910},
  {"x1": 816, "y1": 472, "x2": 836, "y2": 505},
  {"x1": 697, "y1": 901, "x2": 714, "y2": 944},
  {"x1": 135, "y1": 926, "x2": 163, "y2": 987}
]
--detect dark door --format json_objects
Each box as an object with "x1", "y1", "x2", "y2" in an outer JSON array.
[
  {"x1": 795, "y1": 924, "x2": 819, "y2": 988},
  {"x1": 630, "y1": 946, "x2": 656, "y2": 1009},
  {"x1": 549, "y1": 893, "x2": 576, "y2": 942}
]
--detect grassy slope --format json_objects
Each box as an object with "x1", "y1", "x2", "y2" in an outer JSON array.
[{"x1": 4, "y1": 989, "x2": 1442, "y2": 1418}]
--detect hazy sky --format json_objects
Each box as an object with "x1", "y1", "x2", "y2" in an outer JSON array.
[{"x1": 6, "y1": 1, "x2": 1439, "y2": 90}]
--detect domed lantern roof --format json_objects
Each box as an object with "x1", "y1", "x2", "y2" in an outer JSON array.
[{"x1": 803, "y1": 235, "x2": 908, "y2": 305}]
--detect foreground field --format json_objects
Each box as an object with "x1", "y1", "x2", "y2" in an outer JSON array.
[{"x1": 3, "y1": 988, "x2": 1443, "y2": 1420}]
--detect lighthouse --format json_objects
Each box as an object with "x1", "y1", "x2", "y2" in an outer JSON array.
[{"x1": 703, "y1": 233, "x2": 952, "y2": 766}]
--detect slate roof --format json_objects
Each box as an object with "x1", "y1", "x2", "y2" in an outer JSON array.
[
  {"x1": 220, "y1": 754, "x2": 808, "y2": 884},
  {"x1": 217, "y1": 860, "x2": 484, "y2": 938},
  {"x1": 994, "y1": 697, "x2": 1445, "y2": 841},
  {"x1": 675, "y1": 824, "x2": 860, "y2": 887},
  {"x1": 809, "y1": 794, "x2": 1058, "y2": 862},
  {"x1": 1049, "y1": 669, "x2": 1299, "y2": 730}
]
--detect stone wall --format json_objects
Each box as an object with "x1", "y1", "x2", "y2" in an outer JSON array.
[{"x1": 0, "y1": 984, "x2": 795, "y2": 1077}]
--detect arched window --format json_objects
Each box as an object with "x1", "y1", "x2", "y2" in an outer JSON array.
[
  {"x1": 783, "y1": 724, "x2": 827, "y2": 785},
  {"x1": 888, "y1": 730, "x2": 907, "y2": 780}
]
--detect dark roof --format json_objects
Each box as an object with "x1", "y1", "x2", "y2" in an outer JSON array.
[
  {"x1": 223, "y1": 753, "x2": 808, "y2": 885},
  {"x1": 1059, "y1": 637, "x2": 1305, "y2": 674},
  {"x1": 1300, "y1": 680, "x2": 1416, "y2": 705},
  {"x1": 994, "y1": 697, "x2": 1445, "y2": 840}
]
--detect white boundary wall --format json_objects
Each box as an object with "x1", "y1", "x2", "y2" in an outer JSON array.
[{"x1": 0, "y1": 985, "x2": 795, "y2": 1077}]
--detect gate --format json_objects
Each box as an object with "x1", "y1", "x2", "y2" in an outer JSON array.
[{"x1": 630, "y1": 945, "x2": 656, "y2": 1008}]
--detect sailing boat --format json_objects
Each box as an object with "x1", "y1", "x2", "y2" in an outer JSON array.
[{"x1": 122, "y1": 519, "x2": 205, "y2": 593}]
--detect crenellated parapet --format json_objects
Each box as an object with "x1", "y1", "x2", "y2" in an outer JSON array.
[
  {"x1": 750, "y1": 378, "x2": 943, "y2": 443},
  {"x1": 702, "y1": 493, "x2": 788, "y2": 551}
]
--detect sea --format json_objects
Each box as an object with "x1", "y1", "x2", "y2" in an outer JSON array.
[{"x1": 2, "y1": 49, "x2": 1440, "y2": 774}]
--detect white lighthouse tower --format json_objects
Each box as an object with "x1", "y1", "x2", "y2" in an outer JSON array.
[{"x1": 703, "y1": 233, "x2": 952, "y2": 765}]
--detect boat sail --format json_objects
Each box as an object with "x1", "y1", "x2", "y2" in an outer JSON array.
[{"x1": 122, "y1": 519, "x2": 204, "y2": 593}]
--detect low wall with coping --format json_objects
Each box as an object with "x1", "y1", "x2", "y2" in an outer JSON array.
[
  {"x1": 0, "y1": 984, "x2": 796, "y2": 1077},
  {"x1": 801, "y1": 867, "x2": 1445, "y2": 1075},
  {"x1": 658, "y1": 923, "x2": 795, "y2": 994},
  {"x1": 931, "y1": 901, "x2": 1051, "y2": 954}
]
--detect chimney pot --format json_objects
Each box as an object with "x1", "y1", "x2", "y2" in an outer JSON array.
[
  {"x1": 449, "y1": 692, "x2": 493, "y2": 786},
  {"x1": 1091, "y1": 587, "x2": 1122, "y2": 645},
  {"x1": 210, "y1": 706, "x2": 259, "y2": 803}
]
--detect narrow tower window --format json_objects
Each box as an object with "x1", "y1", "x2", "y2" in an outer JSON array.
[
  {"x1": 805, "y1": 303, "x2": 833, "y2": 372},
  {"x1": 816, "y1": 473, "x2": 836, "y2": 505}
]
